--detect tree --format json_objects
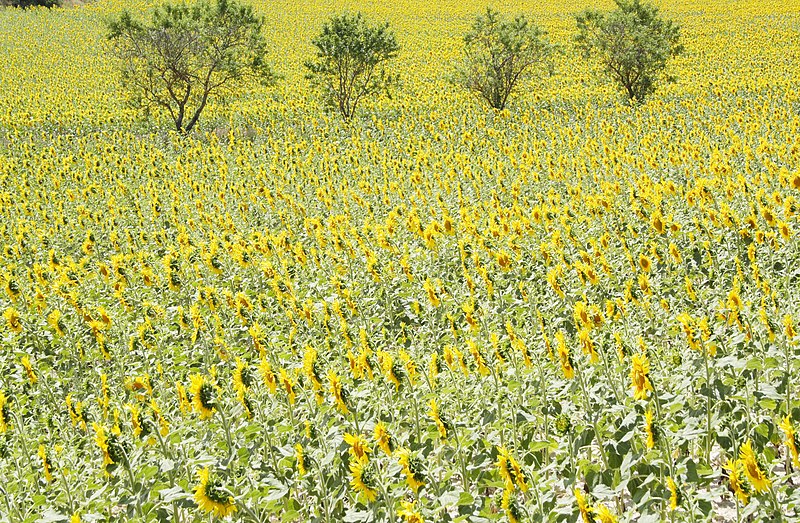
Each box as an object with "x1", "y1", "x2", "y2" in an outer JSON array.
[
  {"x1": 455, "y1": 8, "x2": 552, "y2": 111},
  {"x1": 575, "y1": 0, "x2": 682, "y2": 103},
  {"x1": 305, "y1": 13, "x2": 399, "y2": 122},
  {"x1": 1, "y1": 0, "x2": 59, "y2": 8},
  {"x1": 106, "y1": 0, "x2": 275, "y2": 134}
]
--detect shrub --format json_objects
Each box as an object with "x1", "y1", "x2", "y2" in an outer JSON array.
[
  {"x1": 575, "y1": 0, "x2": 682, "y2": 103},
  {"x1": 455, "y1": 8, "x2": 553, "y2": 110},
  {"x1": 305, "y1": 12, "x2": 399, "y2": 122},
  {"x1": 106, "y1": 0, "x2": 275, "y2": 134}
]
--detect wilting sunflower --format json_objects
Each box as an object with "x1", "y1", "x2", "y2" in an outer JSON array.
[
  {"x1": 189, "y1": 374, "x2": 216, "y2": 420},
  {"x1": 194, "y1": 468, "x2": 236, "y2": 517},
  {"x1": 349, "y1": 458, "x2": 378, "y2": 502}
]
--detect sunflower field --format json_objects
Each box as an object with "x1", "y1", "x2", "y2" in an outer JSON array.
[{"x1": 1, "y1": 0, "x2": 800, "y2": 521}]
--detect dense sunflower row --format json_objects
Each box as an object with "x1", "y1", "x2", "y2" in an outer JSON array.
[{"x1": 1, "y1": 0, "x2": 800, "y2": 522}]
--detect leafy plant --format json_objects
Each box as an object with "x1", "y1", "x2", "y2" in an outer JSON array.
[
  {"x1": 575, "y1": 0, "x2": 682, "y2": 102},
  {"x1": 305, "y1": 12, "x2": 399, "y2": 121},
  {"x1": 106, "y1": 0, "x2": 275, "y2": 133},
  {"x1": 455, "y1": 8, "x2": 552, "y2": 110}
]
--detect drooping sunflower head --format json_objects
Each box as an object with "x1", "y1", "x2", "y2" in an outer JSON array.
[
  {"x1": 398, "y1": 499, "x2": 425, "y2": 523},
  {"x1": 194, "y1": 468, "x2": 237, "y2": 518},
  {"x1": 724, "y1": 458, "x2": 750, "y2": 505},
  {"x1": 189, "y1": 374, "x2": 216, "y2": 420},
  {"x1": 373, "y1": 421, "x2": 394, "y2": 456},
  {"x1": 233, "y1": 358, "x2": 254, "y2": 396},
  {"x1": 349, "y1": 458, "x2": 378, "y2": 503},
  {"x1": 739, "y1": 440, "x2": 771, "y2": 493},
  {"x1": 344, "y1": 432, "x2": 371, "y2": 462},
  {"x1": 397, "y1": 447, "x2": 425, "y2": 493}
]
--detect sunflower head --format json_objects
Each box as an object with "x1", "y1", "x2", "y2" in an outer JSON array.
[
  {"x1": 194, "y1": 468, "x2": 237, "y2": 518},
  {"x1": 189, "y1": 374, "x2": 216, "y2": 419}
]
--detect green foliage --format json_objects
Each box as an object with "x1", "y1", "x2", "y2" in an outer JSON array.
[
  {"x1": 106, "y1": 0, "x2": 275, "y2": 133},
  {"x1": 1, "y1": 0, "x2": 59, "y2": 8},
  {"x1": 305, "y1": 12, "x2": 400, "y2": 121},
  {"x1": 455, "y1": 8, "x2": 552, "y2": 110},
  {"x1": 575, "y1": 0, "x2": 682, "y2": 103}
]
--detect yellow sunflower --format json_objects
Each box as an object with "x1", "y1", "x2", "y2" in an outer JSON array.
[
  {"x1": 739, "y1": 440, "x2": 771, "y2": 493},
  {"x1": 629, "y1": 352, "x2": 653, "y2": 400},
  {"x1": 189, "y1": 374, "x2": 216, "y2": 420},
  {"x1": 349, "y1": 458, "x2": 378, "y2": 502},
  {"x1": 194, "y1": 468, "x2": 237, "y2": 518}
]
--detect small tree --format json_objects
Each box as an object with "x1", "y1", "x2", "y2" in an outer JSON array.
[
  {"x1": 1, "y1": 0, "x2": 59, "y2": 8},
  {"x1": 107, "y1": 0, "x2": 275, "y2": 134},
  {"x1": 305, "y1": 13, "x2": 399, "y2": 122},
  {"x1": 575, "y1": 0, "x2": 682, "y2": 103},
  {"x1": 455, "y1": 8, "x2": 552, "y2": 110}
]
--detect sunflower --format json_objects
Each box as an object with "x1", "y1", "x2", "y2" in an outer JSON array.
[
  {"x1": 373, "y1": 422, "x2": 394, "y2": 456},
  {"x1": 629, "y1": 352, "x2": 652, "y2": 400},
  {"x1": 574, "y1": 488, "x2": 595, "y2": 523},
  {"x1": 724, "y1": 458, "x2": 750, "y2": 505},
  {"x1": 556, "y1": 331, "x2": 574, "y2": 379},
  {"x1": 295, "y1": 443, "x2": 307, "y2": 476},
  {"x1": 38, "y1": 444, "x2": 54, "y2": 482},
  {"x1": 396, "y1": 447, "x2": 425, "y2": 493},
  {"x1": 427, "y1": 399, "x2": 449, "y2": 440},
  {"x1": 785, "y1": 315, "x2": 797, "y2": 340},
  {"x1": 496, "y1": 446, "x2": 527, "y2": 492},
  {"x1": 638, "y1": 254, "x2": 651, "y2": 272},
  {"x1": 194, "y1": 468, "x2": 237, "y2": 518},
  {"x1": 398, "y1": 500, "x2": 424, "y2": 523},
  {"x1": 349, "y1": 458, "x2": 378, "y2": 502},
  {"x1": 20, "y1": 356, "x2": 37, "y2": 385},
  {"x1": 594, "y1": 503, "x2": 617, "y2": 523},
  {"x1": 189, "y1": 374, "x2": 216, "y2": 420},
  {"x1": 644, "y1": 409, "x2": 657, "y2": 450},
  {"x1": 232, "y1": 358, "x2": 254, "y2": 397},
  {"x1": 279, "y1": 368, "x2": 296, "y2": 405},
  {"x1": 667, "y1": 476, "x2": 679, "y2": 511},
  {"x1": 3, "y1": 307, "x2": 22, "y2": 334},
  {"x1": 48, "y1": 309, "x2": 66, "y2": 336},
  {"x1": 328, "y1": 370, "x2": 349, "y2": 414},
  {"x1": 739, "y1": 440, "x2": 771, "y2": 493},
  {"x1": 779, "y1": 415, "x2": 799, "y2": 467},
  {"x1": 92, "y1": 423, "x2": 126, "y2": 471},
  {"x1": 501, "y1": 490, "x2": 523, "y2": 523},
  {"x1": 258, "y1": 358, "x2": 278, "y2": 394},
  {"x1": 344, "y1": 432, "x2": 371, "y2": 462},
  {"x1": 302, "y1": 346, "x2": 323, "y2": 391}
]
